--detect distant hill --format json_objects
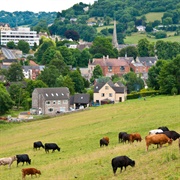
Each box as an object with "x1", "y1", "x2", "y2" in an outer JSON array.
[{"x1": 0, "y1": 11, "x2": 57, "y2": 27}]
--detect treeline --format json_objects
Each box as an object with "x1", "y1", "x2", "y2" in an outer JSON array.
[{"x1": 0, "y1": 11, "x2": 56, "y2": 27}]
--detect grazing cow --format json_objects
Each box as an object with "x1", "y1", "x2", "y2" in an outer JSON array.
[
  {"x1": 111, "y1": 156, "x2": 135, "y2": 175},
  {"x1": 44, "y1": 143, "x2": 60, "y2": 153},
  {"x1": 100, "y1": 138, "x2": 109, "y2": 147},
  {"x1": 118, "y1": 132, "x2": 127, "y2": 143},
  {"x1": 0, "y1": 156, "x2": 17, "y2": 168},
  {"x1": 158, "y1": 126, "x2": 169, "y2": 131},
  {"x1": 103, "y1": 136, "x2": 109, "y2": 144},
  {"x1": 156, "y1": 130, "x2": 180, "y2": 141},
  {"x1": 145, "y1": 134, "x2": 173, "y2": 151},
  {"x1": 129, "y1": 133, "x2": 142, "y2": 143},
  {"x1": 16, "y1": 154, "x2": 31, "y2": 166},
  {"x1": 149, "y1": 129, "x2": 163, "y2": 135},
  {"x1": 122, "y1": 133, "x2": 130, "y2": 143},
  {"x1": 22, "y1": 168, "x2": 41, "y2": 179},
  {"x1": 33, "y1": 141, "x2": 44, "y2": 150}
]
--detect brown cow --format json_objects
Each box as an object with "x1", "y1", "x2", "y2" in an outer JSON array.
[
  {"x1": 22, "y1": 168, "x2": 41, "y2": 179},
  {"x1": 103, "y1": 136, "x2": 109, "y2": 144},
  {"x1": 129, "y1": 133, "x2": 142, "y2": 143},
  {"x1": 145, "y1": 134, "x2": 173, "y2": 151}
]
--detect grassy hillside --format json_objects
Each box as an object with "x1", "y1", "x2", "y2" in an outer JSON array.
[
  {"x1": 124, "y1": 32, "x2": 180, "y2": 44},
  {"x1": 0, "y1": 95, "x2": 180, "y2": 180},
  {"x1": 145, "y1": 12, "x2": 164, "y2": 22}
]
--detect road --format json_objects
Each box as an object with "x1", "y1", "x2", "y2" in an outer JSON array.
[{"x1": 1, "y1": 47, "x2": 17, "y2": 59}]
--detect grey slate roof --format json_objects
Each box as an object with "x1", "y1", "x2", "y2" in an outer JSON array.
[
  {"x1": 35, "y1": 88, "x2": 70, "y2": 100},
  {"x1": 73, "y1": 94, "x2": 90, "y2": 104},
  {"x1": 94, "y1": 80, "x2": 126, "y2": 93}
]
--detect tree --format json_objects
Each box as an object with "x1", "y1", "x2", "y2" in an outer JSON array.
[
  {"x1": 35, "y1": 38, "x2": 55, "y2": 63},
  {"x1": 56, "y1": 70, "x2": 79, "y2": 94},
  {"x1": 49, "y1": 59, "x2": 70, "y2": 76},
  {"x1": 123, "y1": 72, "x2": 144, "y2": 93},
  {"x1": 7, "y1": 41, "x2": 16, "y2": 49},
  {"x1": 25, "y1": 79, "x2": 48, "y2": 97},
  {"x1": 89, "y1": 36, "x2": 117, "y2": 58},
  {"x1": 64, "y1": 30, "x2": 80, "y2": 41},
  {"x1": 8, "y1": 83, "x2": 24, "y2": 109},
  {"x1": 58, "y1": 46, "x2": 74, "y2": 66},
  {"x1": 79, "y1": 49, "x2": 91, "y2": 67},
  {"x1": 69, "y1": 70, "x2": 84, "y2": 93},
  {"x1": 137, "y1": 38, "x2": 150, "y2": 57},
  {"x1": 119, "y1": 46, "x2": 138, "y2": 59},
  {"x1": 17, "y1": 40, "x2": 30, "y2": 54},
  {"x1": 93, "y1": 65, "x2": 103, "y2": 79},
  {"x1": 37, "y1": 65, "x2": 60, "y2": 87},
  {"x1": 158, "y1": 55, "x2": 180, "y2": 94},
  {"x1": 41, "y1": 47, "x2": 63, "y2": 65},
  {"x1": 7, "y1": 63, "x2": 24, "y2": 82},
  {"x1": 0, "y1": 84, "x2": 14, "y2": 115},
  {"x1": 147, "y1": 60, "x2": 166, "y2": 90}
]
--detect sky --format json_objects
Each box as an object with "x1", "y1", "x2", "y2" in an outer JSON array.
[{"x1": 0, "y1": 0, "x2": 95, "y2": 13}]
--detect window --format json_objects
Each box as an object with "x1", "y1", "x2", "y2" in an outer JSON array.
[
  {"x1": 48, "y1": 108, "x2": 53, "y2": 112},
  {"x1": 53, "y1": 101, "x2": 56, "y2": 105},
  {"x1": 63, "y1": 100, "x2": 68, "y2": 104},
  {"x1": 101, "y1": 93, "x2": 105, "y2": 97},
  {"x1": 58, "y1": 100, "x2": 61, "y2": 105},
  {"x1": 109, "y1": 93, "x2": 112, "y2": 97},
  {"x1": 108, "y1": 66, "x2": 112, "y2": 72},
  {"x1": 120, "y1": 66, "x2": 125, "y2": 71},
  {"x1": 105, "y1": 86, "x2": 109, "y2": 90},
  {"x1": 46, "y1": 101, "x2": 50, "y2": 105}
]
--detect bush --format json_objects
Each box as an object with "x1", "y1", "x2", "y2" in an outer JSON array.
[{"x1": 127, "y1": 90, "x2": 160, "y2": 99}]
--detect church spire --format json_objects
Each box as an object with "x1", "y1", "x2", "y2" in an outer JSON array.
[{"x1": 112, "y1": 20, "x2": 118, "y2": 48}]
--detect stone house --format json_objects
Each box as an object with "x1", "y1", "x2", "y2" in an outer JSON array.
[
  {"x1": 31, "y1": 87, "x2": 70, "y2": 115},
  {"x1": 93, "y1": 80, "x2": 127, "y2": 105}
]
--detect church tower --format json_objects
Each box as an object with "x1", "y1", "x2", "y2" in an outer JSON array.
[{"x1": 112, "y1": 20, "x2": 118, "y2": 48}]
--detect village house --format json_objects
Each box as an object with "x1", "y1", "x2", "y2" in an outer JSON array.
[
  {"x1": 31, "y1": 87, "x2": 70, "y2": 115},
  {"x1": 93, "y1": 80, "x2": 127, "y2": 105},
  {"x1": 88, "y1": 56, "x2": 130, "y2": 78}
]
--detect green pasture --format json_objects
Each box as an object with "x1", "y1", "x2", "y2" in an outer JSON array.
[
  {"x1": 96, "y1": 25, "x2": 114, "y2": 33},
  {"x1": 145, "y1": 12, "x2": 164, "y2": 22},
  {"x1": 124, "y1": 32, "x2": 180, "y2": 44},
  {"x1": 0, "y1": 95, "x2": 180, "y2": 180}
]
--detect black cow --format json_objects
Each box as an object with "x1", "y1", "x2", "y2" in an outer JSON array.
[
  {"x1": 100, "y1": 138, "x2": 108, "y2": 147},
  {"x1": 111, "y1": 156, "x2": 135, "y2": 175},
  {"x1": 122, "y1": 133, "x2": 130, "y2": 143},
  {"x1": 44, "y1": 143, "x2": 60, "y2": 153},
  {"x1": 118, "y1": 132, "x2": 127, "y2": 143},
  {"x1": 157, "y1": 130, "x2": 180, "y2": 141},
  {"x1": 33, "y1": 141, "x2": 44, "y2": 150},
  {"x1": 158, "y1": 126, "x2": 169, "y2": 131},
  {"x1": 16, "y1": 154, "x2": 31, "y2": 166}
]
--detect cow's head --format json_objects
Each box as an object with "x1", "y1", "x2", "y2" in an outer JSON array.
[
  {"x1": 168, "y1": 138, "x2": 173, "y2": 145},
  {"x1": 130, "y1": 160, "x2": 135, "y2": 167}
]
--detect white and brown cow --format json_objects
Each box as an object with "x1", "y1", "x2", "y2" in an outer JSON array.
[{"x1": 0, "y1": 156, "x2": 17, "y2": 168}]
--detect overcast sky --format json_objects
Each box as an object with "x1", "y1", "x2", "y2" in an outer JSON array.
[{"x1": 0, "y1": 0, "x2": 95, "y2": 13}]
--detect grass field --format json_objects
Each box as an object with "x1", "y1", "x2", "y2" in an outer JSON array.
[
  {"x1": 0, "y1": 95, "x2": 180, "y2": 180},
  {"x1": 145, "y1": 12, "x2": 164, "y2": 23},
  {"x1": 124, "y1": 32, "x2": 180, "y2": 44}
]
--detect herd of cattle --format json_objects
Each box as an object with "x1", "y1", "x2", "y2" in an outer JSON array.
[
  {"x1": 0, "y1": 142, "x2": 60, "y2": 179},
  {"x1": 0, "y1": 126, "x2": 180, "y2": 178},
  {"x1": 100, "y1": 126, "x2": 180, "y2": 175}
]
